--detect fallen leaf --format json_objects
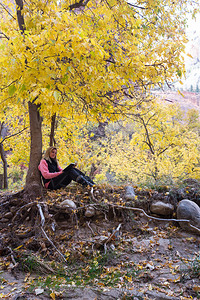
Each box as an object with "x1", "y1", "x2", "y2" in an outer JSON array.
[
  {"x1": 50, "y1": 292, "x2": 56, "y2": 300},
  {"x1": 193, "y1": 285, "x2": 200, "y2": 292},
  {"x1": 35, "y1": 288, "x2": 44, "y2": 295}
]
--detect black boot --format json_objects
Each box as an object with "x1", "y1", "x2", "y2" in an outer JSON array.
[
  {"x1": 84, "y1": 176, "x2": 95, "y2": 186},
  {"x1": 76, "y1": 175, "x2": 95, "y2": 187}
]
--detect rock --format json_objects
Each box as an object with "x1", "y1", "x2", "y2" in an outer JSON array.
[
  {"x1": 0, "y1": 218, "x2": 9, "y2": 223},
  {"x1": 177, "y1": 199, "x2": 200, "y2": 233},
  {"x1": 4, "y1": 212, "x2": 13, "y2": 219},
  {"x1": 60, "y1": 199, "x2": 76, "y2": 210},
  {"x1": 124, "y1": 186, "x2": 136, "y2": 200},
  {"x1": 150, "y1": 201, "x2": 174, "y2": 216},
  {"x1": 10, "y1": 207, "x2": 16, "y2": 214},
  {"x1": 85, "y1": 206, "x2": 95, "y2": 217}
]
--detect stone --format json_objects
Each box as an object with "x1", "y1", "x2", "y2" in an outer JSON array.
[
  {"x1": 4, "y1": 212, "x2": 13, "y2": 219},
  {"x1": 124, "y1": 186, "x2": 136, "y2": 200},
  {"x1": 150, "y1": 201, "x2": 174, "y2": 216},
  {"x1": 177, "y1": 199, "x2": 200, "y2": 232},
  {"x1": 0, "y1": 218, "x2": 9, "y2": 223},
  {"x1": 85, "y1": 206, "x2": 95, "y2": 217},
  {"x1": 10, "y1": 207, "x2": 17, "y2": 214},
  {"x1": 60, "y1": 199, "x2": 76, "y2": 210}
]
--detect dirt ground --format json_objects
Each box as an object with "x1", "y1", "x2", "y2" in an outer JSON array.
[{"x1": 0, "y1": 185, "x2": 199, "y2": 299}]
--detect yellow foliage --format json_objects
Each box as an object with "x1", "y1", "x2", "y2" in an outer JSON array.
[
  {"x1": 0, "y1": 0, "x2": 199, "y2": 188},
  {"x1": 100, "y1": 100, "x2": 200, "y2": 186},
  {"x1": 1, "y1": 0, "x2": 198, "y2": 119}
]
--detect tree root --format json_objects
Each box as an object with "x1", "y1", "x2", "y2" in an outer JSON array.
[{"x1": 112, "y1": 204, "x2": 200, "y2": 234}]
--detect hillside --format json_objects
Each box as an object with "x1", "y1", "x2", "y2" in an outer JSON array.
[{"x1": 153, "y1": 90, "x2": 200, "y2": 114}]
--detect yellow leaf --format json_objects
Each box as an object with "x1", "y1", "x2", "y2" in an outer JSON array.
[
  {"x1": 50, "y1": 292, "x2": 56, "y2": 300},
  {"x1": 148, "y1": 284, "x2": 152, "y2": 290},
  {"x1": 14, "y1": 245, "x2": 23, "y2": 250},
  {"x1": 193, "y1": 286, "x2": 200, "y2": 292}
]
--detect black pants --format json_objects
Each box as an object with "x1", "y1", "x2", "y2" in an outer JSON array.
[{"x1": 48, "y1": 165, "x2": 85, "y2": 190}]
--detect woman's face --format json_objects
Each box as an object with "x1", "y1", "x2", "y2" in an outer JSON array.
[{"x1": 50, "y1": 148, "x2": 57, "y2": 159}]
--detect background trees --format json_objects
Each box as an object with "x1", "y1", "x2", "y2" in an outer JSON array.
[
  {"x1": 0, "y1": 0, "x2": 199, "y2": 194},
  {"x1": 102, "y1": 101, "x2": 200, "y2": 187}
]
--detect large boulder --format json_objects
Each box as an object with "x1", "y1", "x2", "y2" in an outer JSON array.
[
  {"x1": 177, "y1": 199, "x2": 200, "y2": 233},
  {"x1": 150, "y1": 201, "x2": 174, "y2": 216}
]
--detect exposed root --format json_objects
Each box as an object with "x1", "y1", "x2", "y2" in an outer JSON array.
[{"x1": 0, "y1": 184, "x2": 199, "y2": 273}]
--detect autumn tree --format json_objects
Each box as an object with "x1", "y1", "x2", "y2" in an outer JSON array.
[
  {"x1": 0, "y1": 0, "x2": 198, "y2": 197},
  {"x1": 103, "y1": 101, "x2": 200, "y2": 187}
]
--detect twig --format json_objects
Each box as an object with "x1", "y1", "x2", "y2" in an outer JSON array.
[
  {"x1": 87, "y1": 221, "x2": 95, "y2": 236},
  {"x1": 106, "y1": 224, "x2": 121, "y2": 244},
  {"x1": 0, "y1": 127, "x2": 28, "y2": 145},
  {"x1": 8, "y1": 247, "x2": 18, "y2": 267},
  {"x1": 0, "y1": 3, "x2": 16, "y2": 19},
  {"x1": 104, "y1": 224, "x2": 121, "y2": 254}
]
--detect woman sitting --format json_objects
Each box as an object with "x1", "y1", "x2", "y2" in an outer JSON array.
[{"x1": 38, "y1": 146, "x2": 95, "y2": 190}]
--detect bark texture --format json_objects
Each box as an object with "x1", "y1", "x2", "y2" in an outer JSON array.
[
  {"x1": 24, "y1": 101, "x2": 43, "y2": 198},
  {"x1": 0, "y1": 144, "x2": 8, "y2": 189},
  {"x1": 15, "y1": 0, "x2": 25, "y2": 33},
  {"x1": 50, "y1": 114, "x2": 56, "y2": 146},
  {"x1": 0, "y1": 123, "x2": 8, "y2": 189}
]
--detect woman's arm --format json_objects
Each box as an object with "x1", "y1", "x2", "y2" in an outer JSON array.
[{"x1": 38, "y1": 159, "x2": 63, "y2": 179}]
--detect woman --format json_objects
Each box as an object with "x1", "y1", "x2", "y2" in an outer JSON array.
[{"x1": 38, "y1": 146, "x2": 95, "y2": 190}]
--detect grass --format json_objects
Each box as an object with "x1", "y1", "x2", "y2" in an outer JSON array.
[
  {"x1": 26, "y1": 250, "x2": 140, "y2": 295},
  {"x1": 179, "y1": 252, "x2": 200, "y2": 283},
  {"x1": 190, "y1": 252, "x2": 200, "y2": 277}
]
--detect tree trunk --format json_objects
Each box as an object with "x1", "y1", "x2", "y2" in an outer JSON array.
[
  {"x1": 0, "y1": 122, "x2": 8, "y2": 189},
  {"x1": 50, "y1": 113, "x2": 56, "y2": 146},
  {"x1": 24, "y1": 101, "x2": 43, "y2": 198},
  {"x1": 14, "y1": 2, "x2": 42, "y2": 198},
  {"x1": 0, "y1": 144, "x2": 8, "y2": 189}
]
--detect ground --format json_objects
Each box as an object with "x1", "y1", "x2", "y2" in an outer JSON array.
[{"x1": 0, "y1": 184, "x2": 199, "y2": 299}]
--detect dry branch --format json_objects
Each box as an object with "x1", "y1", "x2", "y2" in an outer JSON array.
[{"x1": 104, "y1": 223, "x2": 121, "y2": 254}]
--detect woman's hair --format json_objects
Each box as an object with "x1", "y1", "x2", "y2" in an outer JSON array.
[{"x1": 43, "y1": 146, "x2": 57, "y2": 162}]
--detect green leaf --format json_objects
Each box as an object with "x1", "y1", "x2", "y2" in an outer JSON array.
[
  {"x1": 20, "y1": 84, "x2": 26, "y2": 92},
  {"x1": 176, "y1": 69, "x2": 182, "y2": 77},
  {"x1": 8, "y1": 84, "x2": 17, "y2": 96}
]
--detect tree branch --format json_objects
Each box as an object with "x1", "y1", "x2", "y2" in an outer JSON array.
[
  {"x1": 0, "y1": 3, "x2": 16, "y2": 19},
  {"x1": 69, "y1": 0, "x2": 90, "y2": 10},
  {"x1": 127, "y1": 2, "x2": 146, "y2": 9},
  {"x1": 139, "y1": 116, "x2": 155, "y2": 155},
  {"x1": 0, "y1": 79, "x2": 19, "y2": 91},
  {"x1": 0, "y1": 31, "x2": 10, "y2": 40},
  {"x1": 15, "y1": 0, "x2": 26, "y2": 33},
  {"x1": 0, "y1": 127, "x2": 28, "y2": 145}
]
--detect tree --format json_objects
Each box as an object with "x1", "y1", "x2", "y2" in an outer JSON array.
[
  {"x1": 103, "y1": 101, "x2": 200, "y2": 187},
  {"x1": 0, "y1": 0, "x2": 198, "y2": 197}
]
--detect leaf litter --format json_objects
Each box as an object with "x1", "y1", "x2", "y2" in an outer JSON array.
[{"x1": 0, "y1": 184, "x2": 199, "y2": 299}]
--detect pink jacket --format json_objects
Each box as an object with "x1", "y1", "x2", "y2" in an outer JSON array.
[{"x1": 38, "y1": 159, "x2": 63, "y2": 188}]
